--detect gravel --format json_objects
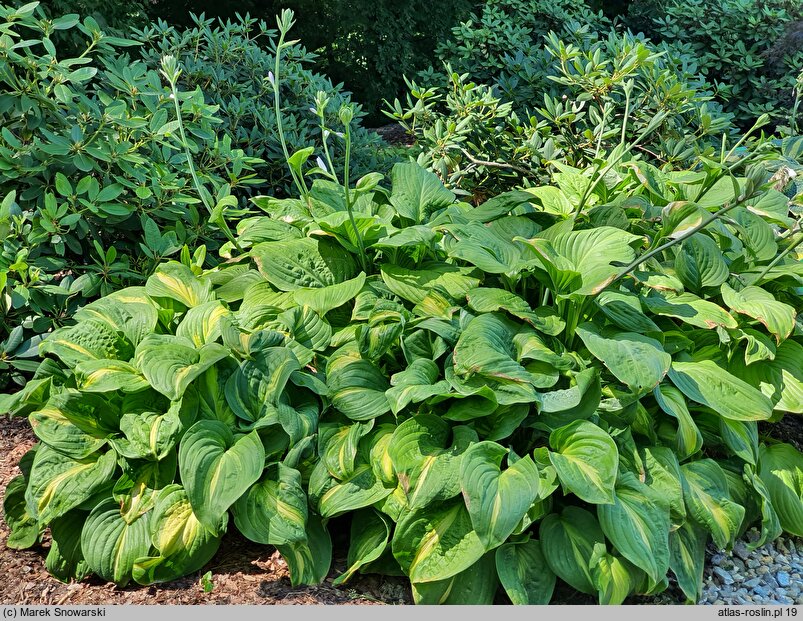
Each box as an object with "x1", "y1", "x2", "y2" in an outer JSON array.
[{"x1": 699, "y1": 530, "x2": 803, "y2": 605}]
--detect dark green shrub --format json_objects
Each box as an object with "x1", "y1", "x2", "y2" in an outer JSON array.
[
  {"x1": 134, "y1": 13, "x2": 388, "y2": 193},
  {"x1": 652, "y1": 0, "x2": 803, "y2": 126}
]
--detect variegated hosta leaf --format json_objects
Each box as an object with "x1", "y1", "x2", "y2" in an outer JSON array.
[
  {"x1": 758, "y1": 443, "x2": 803, "y2": 537},
  {"x1": 386, "y1": 359, "x2": 450, "y2": 415},
  {"x1": 40, "y1": 320, "x2": 133, "y2": 368},
  {"x1": 668, "y1": 360, "x2": 773, "y2": 421},
  {"x1": 47, "y1": 510, "x2": 91, "y2": 583},
  {"x1": 175, "y1": 300, "x2": 230, "y2": 347},
  {"x1": 595, "y1": 290, "x2": 660, "y2": 333},
  {"x1": 589, "y1": 543, "x2": 643, "y2": 605},
  {"x1": 276, "y1": 513, "x2": 332, "y2": 587},
  {"x1": 251, "y1": 237, "x2": 357, "y2": 291},
  {"x1": 466, "y1": 287, "x2": 566, "y2": 335},
  {"x1": 496, "y1": 540, "x2": 556, "y2": 605},
  {"x1": 653, "y1": 384, "x2": 703, "y2": 460},
  {"x1": 135, "y1": 335, "x2": 229, "y2": 401},
  {"x1": 233, "y1": 463, "x2": 308, "y2": 546},
  {"x1": 453, "y1": 312, "x2": 532, "y2": 384},
  {"x1": 576, "y1": 323, "x2": 671, "y2": 395},
  {"x1": 643, "y1": 290, "x2": 738, "y2": 329},
  {"x1": 224, "y1": 347, "x2": 301, "y2": 423},
  {"x1": 380, "y1": 262, "x2": 479, "y2": 305},
  {"x1": 80, "y1": 498, "x2": 152, "y2": 587},
  {"x1": 292, "y1": 272, "x2": 366, "y2": 315},
  {"x1": 333, "y1": 509, "x2": 391, "y2": 586},
  {"x1": 25, "y1": 446, "x2": 117, "y2": 525},
  {"x1": 548, "y1": 420, "x2": 619, "y2": 505},
  {"x1": 642, "y1": 446, "x2": 686, "y2": 522},
  {"x1": 388, "y1": 415, "x2": 475, "y2": 510},
  {"x1": 540, "y1": 506, "x2": 605, "y2": 594},
  {"x1": 411, "y1": 553, "x2": 498, "y2": 605},
  {"x1": 310, "y1": 458, "x2": 393, "y2": 519},
  {"x1": 731, "y1": 339, "x2": 803, "y2": 414},
  {"x1": 460, "y1": 441, "x2": 539, "y2": 550},
  {"x1": 669, "y1": 519, "x2": 707, "y2": 602},
  {"x1": 391, "y1": 498, "x2": 485, "y2": 583},
  {"x1": 327, "y1": 353, "x2": 390, "y2": 421},
  {"x1": 178, "y1": 420, "x2": 265, "y2": 530},
  {"x1": 743, "y1": 464, "x2": 783, "y2": 550},
  {"x1": 389, "y1": 161, "x2": 456, "y2": 224},
  {"x1": 680, "y1": 459, "x2": 745, "y2": 549},
  {"x1": 597, "y1": 473, "x2": 671, "y2": 583},
  {"x1": 132, "y1": 484, "x2": 225, "y2": 585},
  {"x1": 74, "y1": 359, "x2": 149, "y2": 393},
  {"x1": 4, "y1": 475, "x2": 39, "y2": 549},
  {"x1": 145, "y1": 262, "x2": 214, "y2": 308},
  {"x1": 74, "y1": 295, "x2": 159, "y2": 347},
  {"x1": 721, "y1": 284, "x2": 795, "y2": 343}
]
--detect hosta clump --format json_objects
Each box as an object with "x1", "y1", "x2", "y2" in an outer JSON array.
[
  {"x1": 5, "y1": 160, "x2": 803, "y2": 603},
  {"x1": 3, "y1": 263, "x2": 331, "y2": 586}
]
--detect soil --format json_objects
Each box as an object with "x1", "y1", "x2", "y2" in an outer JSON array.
[
  {"x1": 371, "y1": 124, "x2": 416, "y2": 146},
  {"x1": 0, "y1": 416, "x2": 411, "y2": 606}
]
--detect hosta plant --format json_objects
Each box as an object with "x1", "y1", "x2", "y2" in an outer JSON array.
[{"x1": 4, "y1": 154, "x2": 802, "y2": 603}]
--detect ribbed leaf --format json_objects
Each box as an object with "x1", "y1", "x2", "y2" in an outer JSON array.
[
  {"x1": 540, "y1": 506, "x2": 604, "y2": 594},
  {"x1": 549, "y1": 420, "x2": 618, "y2": 504},
  {"x1": 681, "y1": 459, "x2": 745, "y2": 549},
  {"x1": 496, "y1": 540, "x2": 555, "y2": 605}
]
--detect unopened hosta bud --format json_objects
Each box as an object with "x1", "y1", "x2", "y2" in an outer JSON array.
[{"x1": 339, "y1": 104, "x2": 354, "y2": 126}]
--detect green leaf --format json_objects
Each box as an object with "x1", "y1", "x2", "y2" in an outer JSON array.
[
  {"x1": 411, "y1": 553, "x2": 498, "y2": 604},
  {"x1": 454, "y1": 313, "x2": 532, "y2": 384},
  {"x1": 731, "y1": 339, "x2": 803, "y2": 413},
  {"x1": 135, "y1": 335, "x2": 229, "y2": 401},
  {"x1": 496, "y1": 540, "x2": 556, "y2": 605},
  {"x1": 4, "y1": 475, "x2": 39, "y2": 549},
  {"x1": 595, "y1": 290, "x2": 660, "y2": 333},
  {"x1": 81, "y1": 499, "x2": 152, "y2": 586},
  {"x1": 668, "y1": 360, "x2": 773, "y2": 421},
  {"x1": 251, "y1": 238, "x2": 356, "y2": 291},
  {"x1": 653, "y1": 384, "x2": 702, "y2": 460},
  {"x1": 681, "y1": 459, "x2": 745, "y2": 549},
  {"x1": 75, "y1": 296, "x2": 159, "y2": 347},
  {"x1": 132, "y1": 484, "x2": 225, "y2": 585},
  {"x1": 26, "y1": 447, "x2": 116, "y2": 525},
  {"x1": 145, "y1": 262, "x2": 213, "y2": 308},
  {"x1": 669, "y1": 519, "x2": 707, "y2": 602},
  {"x1": 276, "y1": 513, "x2": 332, "y2": 586},
  {"x1": 327, "y1": 354, "x2": 390, "y2": 421},
  {"x1": 576, "y1": 323, "x2": 671, "y2": 395},
  {"x1": 643, "y1": 291, "x2": 738, "y2": 329},
  {"x1": 176, "y1": 301, "x2": 230, "y2": 347},
  {"x1": 380, "y1": 262, "x2": 479, "y2": 305},
  {"x1": 74, "y1": 359, "x2": 149, "y2": 393},
  {"x1": 224, "y1": 347, "x2": 301, "y2": 423},
  {"x1": 292, "y1": 272, "x2": 366, "y2": 315},
  {"x1": 390, "y1": 162, "x2": 455, "y2": 224},
  {"x1": 460, "y1": 441, "x2": 539, "y2": 550},
  {"x1": 178, "y1": 420, "x2": 265, "y2": 530},
  {"x1": 540, "y1": 506, "x2": 605, "y2": 594},
  {"x1": 758, "y1": 444, "x2": 803, "y2": 537},
  {"x1": 674, "y1": 234, "x2": 729, "y2": 291},
  {"x1": 315, "y1": 461, "x2": 393, "y2": 518},
  {"x1": 47, "y1": 510, "x2": 91, "y2": 583},
  {"x1": 333, "y1": 510, "x2": 391, "y2": 585},
  {"x1": 721, "y1": 284, "x2": 796, "y2": 343},
  {"x1": 466, "y1": 287, "x2": 565, "y2": 335},
  {"x1": 233, "y1": 463, "x2": 307, "y2": 545},
  {"x1": 589, "y1": 543, "x2": 641, "y2": 605},
  {"x1": 392, "y1": 499, "x2": 485, "y2": 583},
  {"x1": 40, "y1": 320, "x2": 133, "y2": 368},
  {"x1": 549, "y1": 420, "x2": 618, "y2": 505},
  {"x1": 598, "y1": 473, "x2": 670, "y2": 583}
]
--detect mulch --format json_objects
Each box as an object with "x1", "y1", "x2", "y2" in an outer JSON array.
[{"x1": 0, "y1": 416, "x2": 410, "y2": 606}]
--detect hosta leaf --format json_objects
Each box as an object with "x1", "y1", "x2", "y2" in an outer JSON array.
[
  {"x1": 720, "y1": 284, "x2": 795, "y2": 343},
  {"x1": 327, "y1": 354, "x2": 390, "y2": 421},
  {"x1": 145, "y1": 262, "x2": 213, "y2": 308},
  {"x1": 135, "y1": 335, "x2": 229, "y2": 401},
  {"x1": 132, "y1": 484, "x2": 225, "y2": 585},
  {"x1": 386, "y1": 359, "x2": 449, "y2": 415},
  {"x1": 332, "y1": 509, "x2": 391, "y2": 585},
  {"x1": 643, "y1": 291, "x2": 738, "y2": 329},
  {"x1": 447, "y1": 222, "x2": 526, "y2": 274},
  {"x1": 453, "y1": 313, "x2": 532, "y2": 384},
  {"x1": 731, "y1": 339, "x2": 803, "y2": 413},
  {"x1": 719, "y1": 419, "x2": 759, "y2": 465},
  {"x1": 81, "y1": 499, "x2": 152, "y2": 586},
  {"x1": 390, "y1": 161, "x2": 455, "y2": 224},
  {"x1": 668, "y1": 360, "x2": 773, "y2": 421},
  {"x1": 642, "y1": 446, "x2": 685, "y2": 521},
  {"x1": 668, "y1": 519, "x2": 707, "y2": 602},
  {"x1": 224, "y1": 347, "x2": 301, "y2": 423},
  {"x1": 597, "y1": 473, "x2": 670, "y2": 583},
  {"x1": 178, "y1": 420, "x2": 265, "y2": 530},
  {"x1": 47, "y1": 510, "x2": 91, "y2": 583},
  {"x1": 540, "y1": 506, "x2": 605, "y2": 594},
  {"x1": 315, "y1": 462, "x2": 393, "y2": 518},
  {"x1": 380, "y1": 262, "x2": 479, "y2": 305},
  {"x1": 595, "y1": 290, "x2": 660, "y2": 333},
  {"x1": 589, "y1": 543, "x2": 642, "y2": 605},
  {"x1": 251, "y1": 237, "x2": 356, "y2": 291},
  {"x1": 466, "y1": 287, "x2": 566, "y2": 335},
  {"x1": 74, "y1": 359, "x2": 149, "y2": 393},
  {"x1": 40, "y1": 320, "x2": 133, "y2": 368},
  {"x1": 114, "y1": 456, "x2": 177, "y2": 524},
  {"x1": 576, "y1": 323, "x2": 671, "y2": 395},
  {"x1": 233, "y1": 463, "x2": 308, "y2": 545},
  {"x1": 674, "y1": 234, "x2": 729, "y2": 291},
  {"x1": 111, "y1": 406, "x2": 186, "y2": 461},
  {"x1": 744, "y1": 465, "x2": 783, "y2": 550},
  {"x1": 29, "y1": 404, "x2": 107, "y2": 460},
  {"x1": 549, "y1": 420, "x2": 618, "y2": 505},
  {"x1": 26, "y1": 446, "x2": 117, "y2": 525},
  {"x1": 392, "y1": 499, "x2": 485, "y2": 583},
  {"x1": 758, "y1": 444, "x2": 803, "y2": 537},
  {"x1": 681, "y1": 459, "x2": 745, "y2": 549},
  {"x1": 292, "y1": 272, "x2": 366, "y2": 315},
  {"x1": 4, "y1": 475, "x2": 39, "y2": 549},
  {"x1": 496, "y1": 540, "x2": 556, "y2": 605},
  {"x1": 276, "y1": 513, "x2": 332, "y2": 586},
  {"x1": 653, "y1": 384, "x2": 702, "y2": 460},
  {"x1": 460, "y1": 441, "x2": 540, "y2": 550},
  {"x1": 411, "y1": 553, "x2": 498, "y2": 604},
  {"x1": 75, "y1": 296, "x2": 158, "y2": 347},
  {"x1": 389, "y1": 415, "x2": 475, "y2": 509},
  {"x1": 176, "y1": 300, "x2": 230, "y2": 347}
]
